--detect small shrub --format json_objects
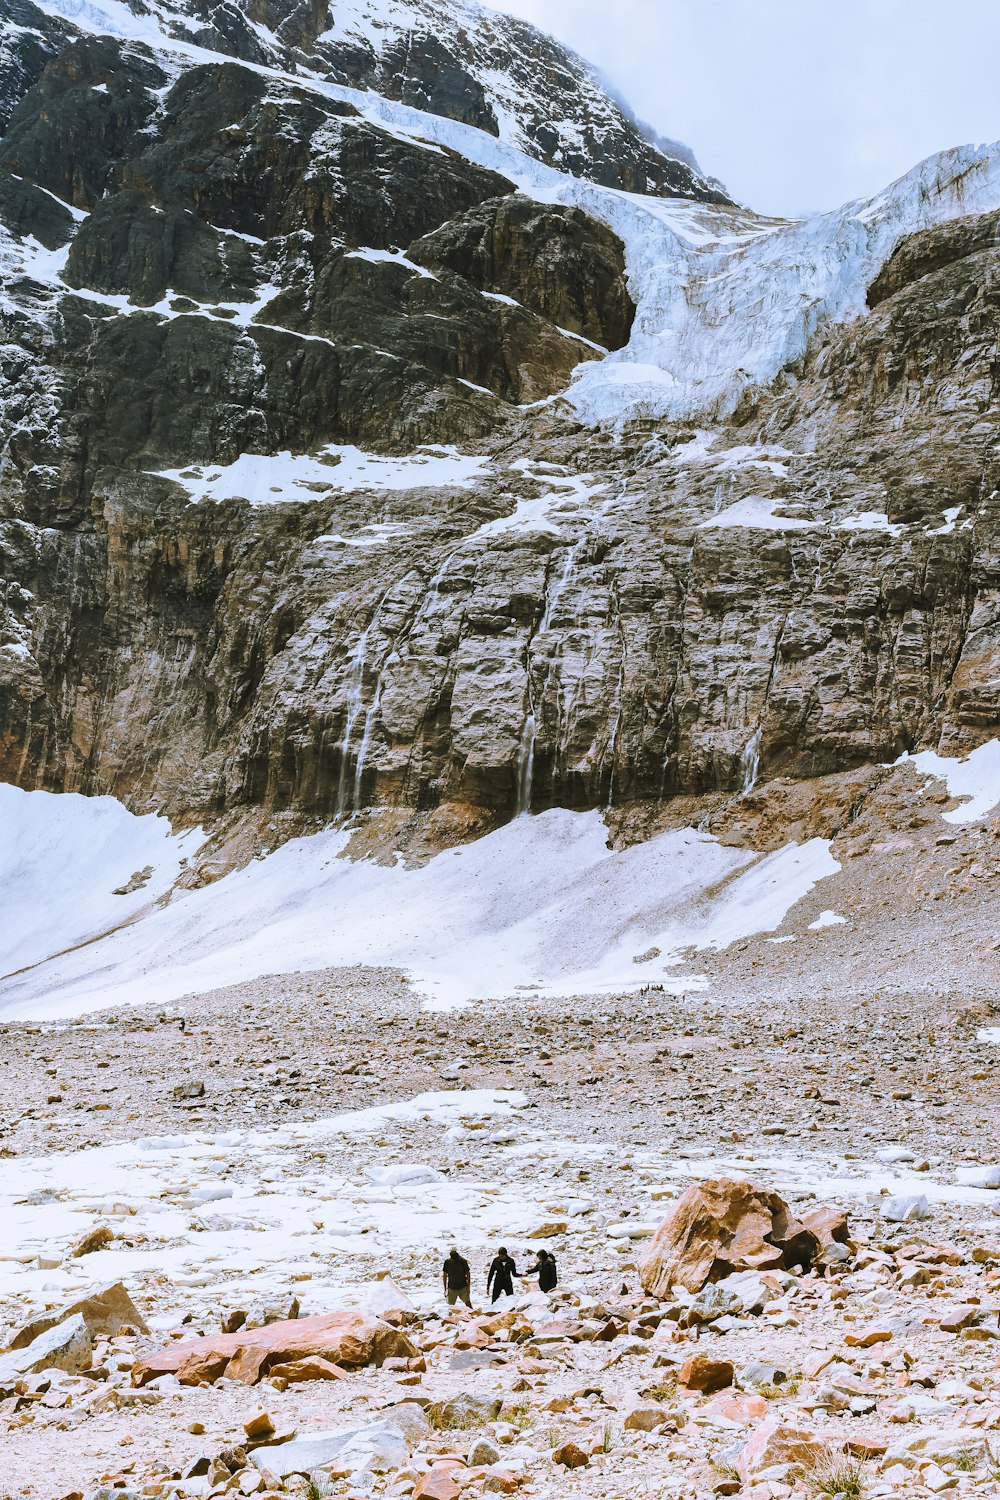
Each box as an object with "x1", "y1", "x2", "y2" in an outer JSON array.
[
  {"x1": 645, "y1": 1379, "x2": 676, "y2": 1402},
  {"x1": 810, "y1": 1456, "x2": 866, "y2": 1499},
  {"x1": 711, "y1": 1458, "x2": 741, "y2": 1481}
]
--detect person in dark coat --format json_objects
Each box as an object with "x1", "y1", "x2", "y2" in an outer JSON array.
[
  {"x1": 530, "y1": 1248, "x2": 558, "y2": 1293},
  {"x1": 486, "y1": 1246, "x2": 518, "y2": 1302},
  {"x1": 442, "y1": 1247, "x2": 472, "y2": 1306}
]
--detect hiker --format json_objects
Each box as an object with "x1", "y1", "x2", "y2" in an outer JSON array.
[
  {"x1": 442, "y1": 1247, "x2": 472, "y2": 1306},
  {"x1": 529, "y1": 1248, "x2": 558, "y2": 1293},
  {"x1": 486, "y1": 1246, "x2": 518, "y2": 1303}
]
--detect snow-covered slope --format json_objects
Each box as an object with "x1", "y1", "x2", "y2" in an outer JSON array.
[
  {"x1": 0, "y1": 790, "x2": 838, "y2": 1017},
  {"x1": 22, "y1": 0, "x2": 723, "y2": 199}
]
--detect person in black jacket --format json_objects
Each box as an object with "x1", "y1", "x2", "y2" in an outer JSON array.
[
  {"x1": 486, "y1": 1246, "x2": 518, "y2": 1302},
  {"x1": 530, "y1": 1248, "x2": 558, "y2": 1293},
  {"x1": 442, "y1": 1247, "x2": 472, "y2": 1306}
]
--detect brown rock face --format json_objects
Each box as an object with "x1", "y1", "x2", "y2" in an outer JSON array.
[
  {"x1": 131, "y1": 1310, "x2": 417, "y2": 1387},
  {"x1": 639, "y1": 1179, "x2": 826, "y2": 1296},
  {"x1": 413, "y1": 1464, "x2": 465, "y2": 1500},
  {"x1": 266, "y1": 1355, "x2": 347, "y2": 1382},
  {"x1": 410, "y1": 197, "x2": 635, "y2": 350},
  {"x1": 1, "y1": 4, "x2": 999, "y2": 849},
  {"x1": 799, "y1": 1205, "x2": 850, "y2": 1249}
]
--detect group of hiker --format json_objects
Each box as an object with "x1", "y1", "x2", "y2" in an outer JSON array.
[{"x1": 442, "y1": 1245, "x2": 557, "y2": 1306}]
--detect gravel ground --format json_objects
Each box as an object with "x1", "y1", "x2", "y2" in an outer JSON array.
[{"x1": 2, "y1": 794, "x2": 999, "y2": 1500}]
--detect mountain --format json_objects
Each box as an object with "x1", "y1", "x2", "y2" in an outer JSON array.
[
  {"x1": 0, "y1": 0, "x2": 999, "y2": 880},
  {"x1": 4, "y1": 20, "x2": 1000, "y2": 1492}
]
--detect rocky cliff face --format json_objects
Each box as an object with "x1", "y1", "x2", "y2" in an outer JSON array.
[{"x1": 0, "y1": 0, "x2": 998, "y2": 854}]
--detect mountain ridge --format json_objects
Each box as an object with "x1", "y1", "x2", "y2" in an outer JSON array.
[{"x1": 0, "y1": 0, "x2": 998, "y2": 866}]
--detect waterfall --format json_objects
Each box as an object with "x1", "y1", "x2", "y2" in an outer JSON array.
[
  {"x1": 351, "y1": 673, "x2": 388, "y2": 810},
  {"x1": 514, "y1": 539, "x2": 585, "y2": 815},
  {"x1": 335, "y1": 590, "x2": 394, "y2": 818},
  {"x1": 515, "y1": 710, "x2": 537, "y2": 816},
  {"x1": 539, "y1": 540, "x2": 582, "y2": 635},
  {"x1": 740, "y1": 726, "x2": 762, "y2": 795},
  {"x1": 335, "y1": 625, "x2": 375, "y2": 818}
]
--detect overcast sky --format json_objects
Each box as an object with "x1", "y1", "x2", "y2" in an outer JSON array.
[{"x1": 485, "y1": 0, "x2": 1000, "y2": 215}]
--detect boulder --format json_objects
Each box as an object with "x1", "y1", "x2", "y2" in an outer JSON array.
[
  {"x1": 883, "y1": 1194, "x2": 931, "y2": 1223},
  {"x1": 844, "y1": 1327, "x2": 893, "y2": 1348},
  {"x1": 704, "y1": 1392, "x2": 768, "y2": 1424},
  {"x1": 8, "y1": 1281, "x2": 148, "y2": 1350},
  {"x1": 799, "y1": 1206, "x2": 850, "y2": 1248},
  {"x1": 249, "y1": 1422, "x2": 409, "y2": 1477},
  {"x1": 380, "y1": 1402, "x2": 432, "y2": 1445},
  {"x1": 735, "y1": 1413, "x2": 828, "y2": 1483},
  {"x1": 484, "y1": 1468, "x2": 522, "y2": 1493},
  {"x1": 640, "y1": 1179, "x2": 826, "y2": 1296},
  {"x1": 244, "y1": 1412, "x2": 275, "y2": 1441},
  {"x1": 678, "y1": 1353, "x2": 735, "y2": 1393},
  {"x1": 132, "y1": 1311, "x2": 417, "y2": 1387},
  {"x1": 956, "y1": 1165, "x2": 1000, "y2": 1189},
  {"x1": 429, "y1": 1393, "x2": 503, "y2": 1429},
  {"x1": 623, "y1": 1404, "x2": 671, "y2": 1431},
  {"x1": 70, "y1": 1224, "x2": 114, "y2": 1258},
  {"x1": 0, "y1": 1313, "x2": 93, "y2": 1389},
  {"x1": 939, "y1": 1304, "x2": 978, "y2": 1333},
  {"x1": 414, "y1": 1463, "x2": 464, "y2": 1500},
  {"x1": 552, "y1": 1442, "x2": 589, "y2": 1469}
]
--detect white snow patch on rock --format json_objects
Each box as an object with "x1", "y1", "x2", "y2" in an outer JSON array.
[
  {"x1": 700, "y1": 496, "x2": 816, "y2": 532},
  {"x1": 899, "y1": 739, "x2": 1000, "y2": 824},
  {"x1": 154, "y1": 445, "x2": 489, "y2": 505}
]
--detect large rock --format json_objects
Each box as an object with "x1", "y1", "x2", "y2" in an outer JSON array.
[
  {"x1": 249, "y1": 1421, "x2": 409, "y2": 1478},
  {"x1": 640, "y1": 1179, "x2": 825, "y2": 1296},
  {"x1": 0, "y1": 1313, "x2": 93, "y2": 1389},
  {"x1": 8, "y1": 1281, "x2": 148, "y2": 1350},
  {"x1": 678, "y1": 1353, "x2": 734, "y2": 1394},
  {"x1": 132, "y1": 1310, "x2": 417, "y2": 1387},
  {"x1": 735, "y1": 1413, "x2": 828, "y2": 1484}
]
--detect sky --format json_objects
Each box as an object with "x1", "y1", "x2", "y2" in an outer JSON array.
[{"x1": 485, "y1": 0, "x2": 1000, "y2": 216}]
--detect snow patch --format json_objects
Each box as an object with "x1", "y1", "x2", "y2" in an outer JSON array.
[
  {"x1": 808, "y1": 910, "x2": 847, "y2": 930},
  {"x1": 899, "y1": 740, "x2": 1000, "y2": 824},
  {"x1": 0, "y1": 785, "x2": 200, "y2": 980},
  {"x1": 700, "y1": 496, "x2": 816, "y2": 532},
  {"x1": 154, "y1": 445, "x2": 489, "y2": 505},
  {"x1": 344, "y1": 246, "x2": 437, "y2": 278},
  {"x1": 838, "y1": 511, "x2": 904, "y2": 537},
  {"x1": 0, "y1": 800, "x2": 838, "y2": 1020}
]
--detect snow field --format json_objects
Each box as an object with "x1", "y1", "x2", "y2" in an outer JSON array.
[
  {"x1": 0, "y1": 795, "x2": 839, "y2": 1020},
  {"x1": 154, "y1": 445, "x2": 489, "y2": 506},
  {"x1": 0, "y1": 785, "x2": 201, "y2": 979},
  {"x1": 901, "y1": 740, "x2": 1000, "y2": 825}
]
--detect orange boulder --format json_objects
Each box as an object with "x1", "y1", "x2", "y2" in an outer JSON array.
[
  {"x1": 640, "y1": 1178, "x2": 826, "y2": 1295},
  {"x1": 132, "y1": 1310, "x2": 417, "y2": 1388}
]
